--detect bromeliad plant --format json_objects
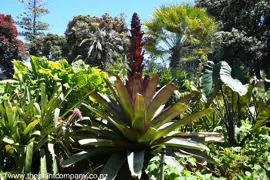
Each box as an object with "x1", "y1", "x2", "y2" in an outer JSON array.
[
  {"x1": 61, "y1": 13, "x2": 223, "y2": 179},
  {"x1": 0, "y1": 82, "x2": 65, "y2": 175}
]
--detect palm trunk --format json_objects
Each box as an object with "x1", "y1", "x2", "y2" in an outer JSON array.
[
  {"x1": 100, "y1": 51, "x2": 108, "y2": 70},
  {"x1": 169, "y1": 46, "x2": 183, "y2": 69}
]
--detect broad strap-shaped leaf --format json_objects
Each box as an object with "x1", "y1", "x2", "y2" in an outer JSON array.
[
  {"x1": 82, "y1": 103, "x2": 122, "y2": 127},
  {"x1": 34, "y1": 102, "x2": 41, "y2": 115},
  {"x1": 114, "y1": 80, "x2": 134, "y2": 117},
  {"x1": 127, "y1": 150, "x2": 145, "y2": 179},
  {"x1": 253, "y1": 106, "x2": 270, "y2": 131},
  {"x1": 180, "y1": 148, "x2": 214, "y2": 162},
  {"x1": 23, "y1": 119, "x2": 40, "y2": 135},
  {"x1": 83, "y1": 104, "x2": 138, "y2": 141},
  {"x1": 177, "y1": 91, "x2": 199, "y2": 103},
  {"x1": 40, "y1": 83, "x2": 47, "y2": 114},
  {"x1": 150, "y1": 102, "x2": 187, "y2": 129},
  {"x1": 144, "y1": 73, "x2": 159, "y2": 107},
  {"x1": 132, "y1": 73, "x2": 143, "y2": 100},
  {"x1": 48, "y1": 143, "x2": 58, "y2": 174},
  {"x1": 82, "y1": 117, "x2": 119, "y2": 133},
  {"x1": 79, "y1": 126, "x2": 120, "y2": 140},
  {"x1": 40, "y1": 148, "x2": 47, "y2": 176},
  {"x1": 2, "y1": 136, "x2": 14, "y2": 144},
  {"x1": 146, "y1": 82, "x2": 176, "y2": 122},
  {"x1": 163, "y1": 137, "x2": 210, "y2": 151},
  {"x1": 103, "y1": 78, "x2": 122, "y2": 107},
  {"x1": 53, "y1": 108, "x2": 60, "y2": 128},
  {"x1": 61, "y1": 147, "x2": 110, "y2": 168},
  {"x1": 84, "y1": 87, "x2": 122, "y2": 117},
  {"x1": 138, "y1": 127, "x2": 159, "y2": 143},
  {"x1": 172, "y1": 132, "x2": 224, "y2": 142},
  {"x1": 163, "y1": 151, "x2": 184, "y2": 171},
  {"x1": 79, "y1": 138, "x2": 114, "y2": 146},
  {"x1": 151, "y1": 104, "x2": 165, "y2": 120},
  {"x1": 132, "y1": 94, "x2": 145, "y2": 131},
  {"x1": 154, "y1": 108, "x2": 214, "y2": 140},
  {"x1": 78, "y1": 138, "x2": 130, "y2": 148},
  {"x1": 24, "y1": 142, "x2": 34, "y2": 174},
  {"x1": 5, "y1": 104, "x2": 14, "y2": 127},
  {"x1": 99, "y1": 153, "x2": 126, "y2": 180}
]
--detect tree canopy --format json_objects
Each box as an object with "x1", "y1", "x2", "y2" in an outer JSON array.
[
  {"x1": 196, "y1": 0, "x2": 270, "y2": 78},
  {"x1": 65, "y1": 13, "x2": 129, "y2": 68},
  {"x1": 0, "y1": 14, "x2": 25, "y2": 78},
  {"x1": 144, "y1": 4, "x2": 218, "y2": 69},
  {"x1": 34, "y1": 33, "x2": 69, "y2": 60}
]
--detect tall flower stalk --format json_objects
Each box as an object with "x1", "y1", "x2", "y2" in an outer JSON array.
[{"x1": 127, "y1": 13, "x2": 150, "y2": 101}]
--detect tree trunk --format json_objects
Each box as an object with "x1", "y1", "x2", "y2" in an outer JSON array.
[
  {"x1": 169, "y1": 46, "x2": 183, "y2": 69},
  {"x1": 33, "y1": 0, "x2": 37, "y2": 39},
  {"x1": 100, "y1": 51, "x2": 108, "y2": 70}
]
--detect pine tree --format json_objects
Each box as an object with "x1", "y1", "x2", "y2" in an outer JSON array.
[{"x1": 17, "y1": 0, "x2": 50, "y2": 55}]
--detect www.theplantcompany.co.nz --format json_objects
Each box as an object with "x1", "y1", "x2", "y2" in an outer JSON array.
[{"x1": 2, "y1": 173, "x2": 108, "y2": 179}]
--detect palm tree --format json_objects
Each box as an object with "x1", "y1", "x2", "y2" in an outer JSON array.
[
  {"x1": 80, "y1": 27, "x2": 126, "y2": 69},
  {"x1": 144, "y1": 4, "x2": 218, "y2": 69}
]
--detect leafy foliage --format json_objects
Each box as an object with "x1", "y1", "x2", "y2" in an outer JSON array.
[
  {"x1": 13, "y1": 56, "x2": 109, "y2": 116},
  {"x1": 196, "y1": 0, "x2": 270, "y2": 78},
  {"x1": 210, "y1": 125, "x2": 270, "y2": 179},
  {"x1": 0, "y1": 82, "x2": 65, "y2": 175},
  {"x1": 146, "y1": 125, "x2": 270, "y2": 179},
  {"x1": 144, "y1": 4, "x2": 218, "y2": 69},
  {"x1": 34, "y1": 33, "x2": 69, "y2": 60},
  {"x1": 80, "y1": 27, "x2": 126, "y2": 69},
  {"x1": 65, "y1": 13, "x2": 129, "y2": 67},
  {"x1": 0, "y1": 14, "x2": 25, "y2": 78},
  {"x1": 201, "y1": 60, "x2": 270, "y2": 146}
]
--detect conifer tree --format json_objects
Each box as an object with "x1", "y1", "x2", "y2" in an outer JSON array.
[{"x1": 17, "y1": 0, "x2": 50, "y2": 55}]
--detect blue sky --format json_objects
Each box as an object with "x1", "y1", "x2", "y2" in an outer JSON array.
[{"x1": 1, "y1": 0, "x2": 193, "y2": 41}]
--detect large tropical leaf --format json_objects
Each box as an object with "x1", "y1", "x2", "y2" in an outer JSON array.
[
  {"x1": 78, "y1": 126, "x2": 120, "y2": 140},
  {"x1": 172, "y1": 132, "x2": 224, "y2": 142},
  {"x1": 163, "y1": 137, "x2": 210, "y2": 151},
  {"x1": 40, "y1": 148, "x2": 47, "y2": 176},
  {"x1": 114, "y1": 80, "x2": 134, "y2": 118},
  {"x1": 138, "y1": 127, "x2": 159, "y2": 143},
  {"x1": 179, "y1": 148, "x2": 214, "y2": 162},
  {"x1": 48, "y1": 143, "x2": 58, "y2": 174},
  {"x1": 99, "y1": 153, "x2": 126, "y2": 180},
  {"x1": 127, "y1": 150, "x2": 145, "y2": 179},
  {"x1": 61, "y1": 147, "x2": 113, "y2": 168},
  {"x1": 132, "y1": 94, "x2": 146, "y2": 131},
  {"x1": 24, "y1": 142, "x2": 34, "y2": 174},
  {"x1": 150, "y1": 102, "x2": 187, "y2": 128},
  {"x1": 144, "y1": 73, "x2": 159, "y2": 107},
  {"x1": 155, "y1": 108, "x2": 214, "y2": 140},
  {"x1": 78, "y1": 138, "x2": 114, "y2": 146},
  {"x1": 253, "y1": 106, "x2": 270, "y2": 131},
  {"x1": 146, "y1": 82, "x2": 176, "y2": 121},
  {"x1": 201, "y1": 61, "x2": 248, "y2": 98},
  {"x1": 201, "y1": 61, "x2": 221, "y2": 97},
  {"x1": 219, "y1": 61, "x2": 248, "y2": 96},
  {"x1": 82, "y1": 104, "x2": 138, "y2": 141}
]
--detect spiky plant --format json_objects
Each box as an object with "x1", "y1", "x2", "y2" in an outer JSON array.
[
  {"x1": 61, "y1": 13, "x2": 223, "y2": 179},
  {"x1": 80, "y1": 27, "x2": 125, "y2": 69}
]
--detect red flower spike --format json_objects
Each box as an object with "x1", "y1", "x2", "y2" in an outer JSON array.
[{"x1": 127, "y1": 13, "x2": 149, "y2": 101}]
